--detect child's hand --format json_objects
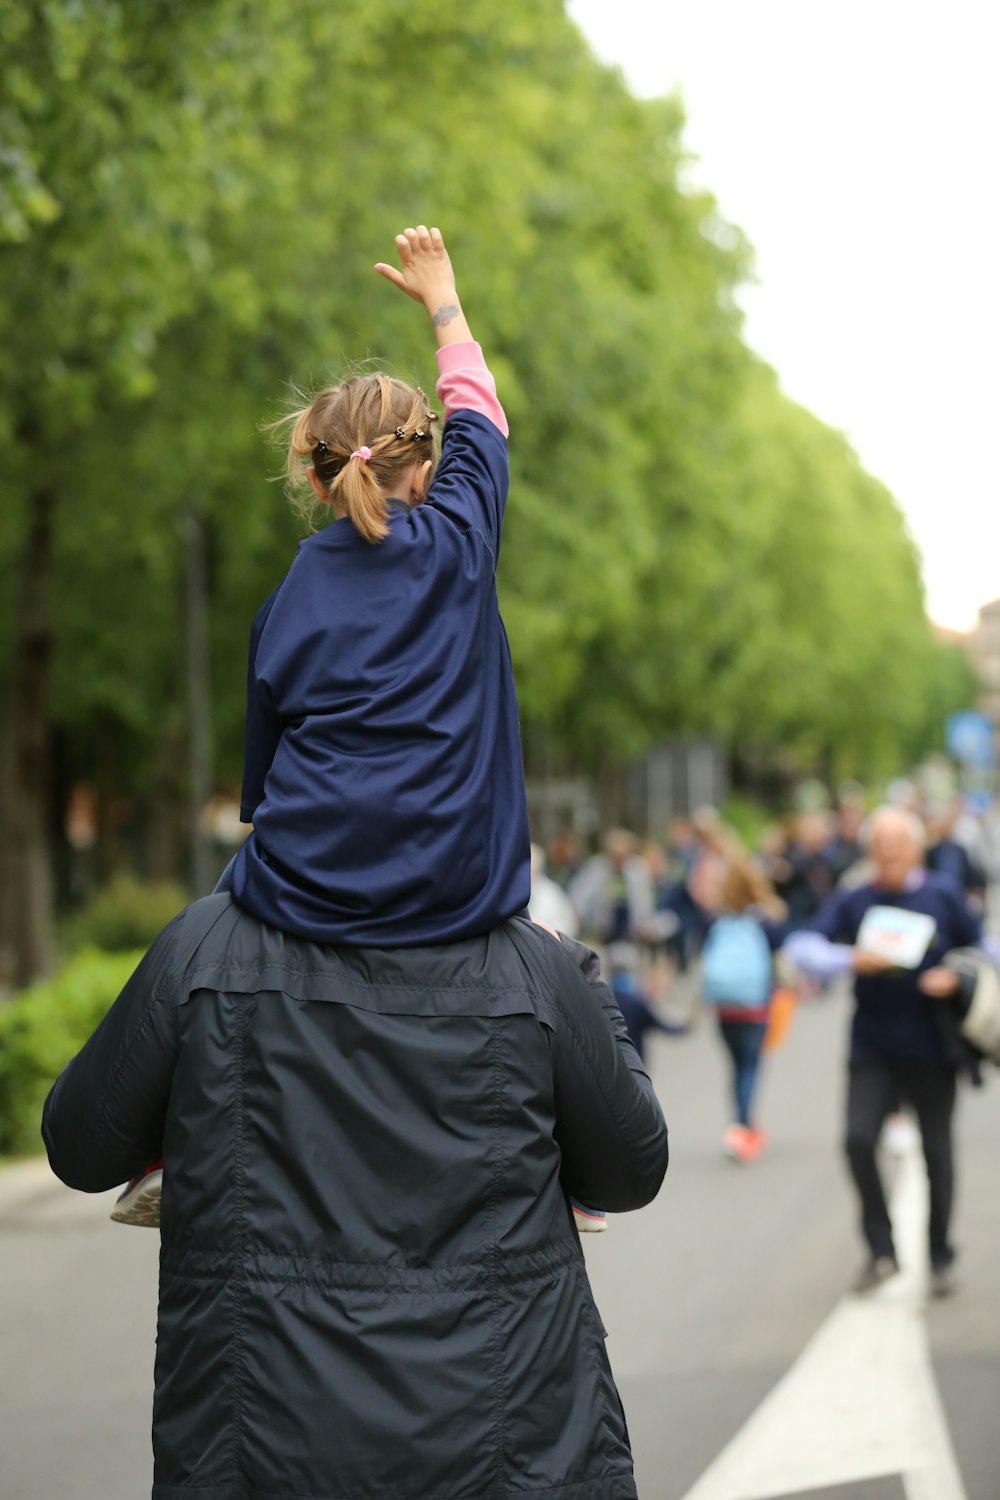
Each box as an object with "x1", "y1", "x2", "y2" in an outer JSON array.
[
  {"x1": 376, "y1": 225, "x2": 473, "y2": 349},
  {"x1": 375, "y1": 226, "x2": 457, "y2": 309}
]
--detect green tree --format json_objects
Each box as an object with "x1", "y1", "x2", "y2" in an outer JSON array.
[
  {"x1": 0, "y1": 0, "x2": 308, "y2": 982},
  {"x1": 1, "y1": 0, "x2": 957, "y2": 985}
]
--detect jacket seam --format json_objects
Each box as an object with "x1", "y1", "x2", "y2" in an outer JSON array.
[
  {"x1": 231, "y1": 998, "x2": 251, "y2": 1490},
  {"x1": 89, "y1": 998, "x2": 162, "y2": 1141},
  {"x1": 164, "y1": 957, "x2": 536, "y2": 998},
  {"x1": 159, "y1": 1259, "x2": 575, "y2": 1290},
  {"x1": 486, "y1": 1020, "x2": 509, "y2": 1495}
]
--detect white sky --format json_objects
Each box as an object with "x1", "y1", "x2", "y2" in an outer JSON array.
[{"x1": 568, "y1": 0, "x2": 999, "y2": 631}]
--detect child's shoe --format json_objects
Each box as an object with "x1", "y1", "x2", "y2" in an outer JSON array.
[
  {"x1": 110, "y1": 1160, "x2": 163, "y2": 1227},
  {"x1": 572, "y1": 1202, "x2": 608, "y2": 1233}
]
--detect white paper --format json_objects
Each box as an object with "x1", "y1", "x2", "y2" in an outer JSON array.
[{"x1": 855, "y1": 905, "x2": 937, "y2": 969}]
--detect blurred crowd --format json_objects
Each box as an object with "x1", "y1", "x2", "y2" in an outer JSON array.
[
  {"x1": 529, "y1": 787, "x2": 995, "y2": 1078},
  {"x1": 530, "y1": 784, "x2": 995, "y2": 964},
  {"x1": 528, "y1": 785, "x2": 999, "y2": 1234}
]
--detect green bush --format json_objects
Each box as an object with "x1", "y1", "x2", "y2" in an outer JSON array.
[
  {"x1": 62, "y1": 873, "x2": 188, "y2": 954},
  {"x1": 0, "y1": 948, "x2": 143, "y2": 1158}
]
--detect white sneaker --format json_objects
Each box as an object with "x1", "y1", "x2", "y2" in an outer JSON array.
[{"x1": 110, "y1": 1164, "x2": 163, "y2": 1227}]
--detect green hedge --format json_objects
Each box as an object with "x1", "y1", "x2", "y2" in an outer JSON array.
[
  {"x1": 61, "y1": 874, "x2": 189, "y2": 954},
  {"x1": 0, "y1": 948, "x2": 143, "y2": 1158}
]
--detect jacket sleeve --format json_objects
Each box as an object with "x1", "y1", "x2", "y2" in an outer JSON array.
[
  {"x1": 424, "y1": 346, "x2": 509, "y2": 565},
  {"x1": 541, "y1": 932, "x2": 668, "y2": 1212},
  {"x1": 240, "y1": 583, "x2": 285, "y2": 823},
  {"x1": 41, "y1": 912, "x2": 186, "y2": 1192}
]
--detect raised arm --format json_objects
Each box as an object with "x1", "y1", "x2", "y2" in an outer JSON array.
[
  {"x1": 375, "y1": 224, "x2": 475, "y2": 351},
  {"x1": 375, "y1": 225, "x2": 508, "y2": 557}
]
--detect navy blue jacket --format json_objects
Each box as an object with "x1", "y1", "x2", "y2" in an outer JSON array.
[
  {"x1": 232, "y1": 410, "x2": 530, "y2": 945},
  {"x1": 808, "y1": 874, "x2": 982, "y2": 1063}
]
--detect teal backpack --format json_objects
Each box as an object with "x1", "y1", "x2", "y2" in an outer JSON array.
[{"x1": 701, "y1": 915, "x2": 773, "y2": 1008}]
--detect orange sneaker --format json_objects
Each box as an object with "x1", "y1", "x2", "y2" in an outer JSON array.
[{"x1": 723, "y1": 1125, "x2": 766, "y2": 1163}]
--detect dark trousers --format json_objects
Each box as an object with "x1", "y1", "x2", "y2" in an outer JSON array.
[
  {"x1": 718, "y1": 1019, "x2": 768, "y2": 1127},
  {"x1": 844, "y1": 1058, "x2": 957, "y2": 1269}
]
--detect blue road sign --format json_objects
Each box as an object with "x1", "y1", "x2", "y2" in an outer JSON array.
[{"x1": 946, "y1": 711, "x2": 996, "y2": 766}]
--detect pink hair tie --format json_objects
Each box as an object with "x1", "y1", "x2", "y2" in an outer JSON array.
[{"x1": 350, "y1": 446, "x2": 372, "y2": 463}]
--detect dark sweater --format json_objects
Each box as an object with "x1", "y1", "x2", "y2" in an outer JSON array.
[
  {"x1": 809, "y1": 873, "x2": 982, "y2": 1064},
  {"x1": 231, "y1": 408, "x2": 530, "y2": 946}
]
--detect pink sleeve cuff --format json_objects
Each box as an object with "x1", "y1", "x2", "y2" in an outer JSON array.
[{"x1": 434, "y1": 341, "x2": 509, "y2": 438}]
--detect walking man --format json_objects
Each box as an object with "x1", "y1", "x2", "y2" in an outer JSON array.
[{"x1": 784, "y1": 806, "x2": 982, "y2": 1295}]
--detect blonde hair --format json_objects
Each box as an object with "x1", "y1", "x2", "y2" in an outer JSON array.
[
  {"x1": 720, "y1": 850, "x2": 786, "y2": 921},
  {"x1": 278, "y1": 374, "x2": 440, "y2": 543}
]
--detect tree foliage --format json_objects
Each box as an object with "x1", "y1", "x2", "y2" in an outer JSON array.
[{"x1": 0, "y1": 0, "x2": 971, "y2": 973}]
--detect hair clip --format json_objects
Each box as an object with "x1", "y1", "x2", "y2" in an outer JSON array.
[
  {"x1": 412, "y1": 428, "x2": 426, "y2": 441},
  {"x1": 314, "y1": 438, "x2": 328, "y2": 454},
  {"x1": 395, "y1": 426, "x2": 406, "y2": 440}
]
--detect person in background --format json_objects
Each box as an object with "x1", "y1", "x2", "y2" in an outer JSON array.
[
  {"x1": 570, "y1": 829, "x2": 686, "y2": 1062},
  {"x1": 642, "y1": 839, "x2": 673, "y2": 911},
  {"x1": 701, "y1": 849, "x2": 787, "y2": 1163},
  {"x1": 569, "y1": 828, "x2": 655, "y2": 949},
  {"x1": 545, "y1": 830, "x2": 583, "y2": 890},
  {"x1": 528, "y1": 843, "x2": 578, "y2": 938},
  {"x1": 926, "y1": 802, "x2": 988, "y2": 912},
  {"x1": 665, "y1": 816, "x2": 699, "y2": 883},
  {"x1": 784, "y1": 806, "x2": 983, "y2": 1296},
  {"x1": 774, "y1": 811, "x2": 838, "y2": 929},
  {"x1": 826, "y1": 788, "x2": 867, "y2": 885},
  {"x1": 657, "y1": 816, "x2": 704, "y2": 975},
  {"x1": 675, "y1": 806, "x2": 734, "y2": 969}
]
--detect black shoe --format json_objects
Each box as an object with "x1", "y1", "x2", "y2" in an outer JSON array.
[
  {"x1": 853, "y1": 1255, "x2": 899, "y2": 1294},
  {"x1": 930, "y1": 1264, "x2": 958, "y2": 1298}
]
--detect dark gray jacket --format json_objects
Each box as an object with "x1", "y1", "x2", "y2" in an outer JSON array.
[{"x1": 43, "y1": 895, "x2": 668, "y2": 1500}]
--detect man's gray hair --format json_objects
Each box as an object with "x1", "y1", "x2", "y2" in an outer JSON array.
[{"x1": 859, "y1": 804, "x2": 927, "y2": 852}]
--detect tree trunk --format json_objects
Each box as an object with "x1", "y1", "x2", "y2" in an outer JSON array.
[
  {"x1": 0, "y1": 482, "x2": 58, "y2": 989},
  {"x1": 185, "y1": 508, "x2": 214, "y2": 896},
  {"x1": 143, "y1": 734, "x2": 189, "y2": 883}
]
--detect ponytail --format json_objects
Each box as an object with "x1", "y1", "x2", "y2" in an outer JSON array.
[
  {"x1": 271, "y1": 373, "x2": 439, "y2": 543},
  {"x1": 328, "y1": 456, "x2": 390, "y2": 544}
]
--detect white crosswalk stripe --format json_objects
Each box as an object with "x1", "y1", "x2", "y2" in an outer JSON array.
[{"x1": 678, "y1": 1139, "x2": 967, "y2": 1500}]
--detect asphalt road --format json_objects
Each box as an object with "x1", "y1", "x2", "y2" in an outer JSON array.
[{"x1": 2, "y1": 982, "x2": 998, "y2": 1500}]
